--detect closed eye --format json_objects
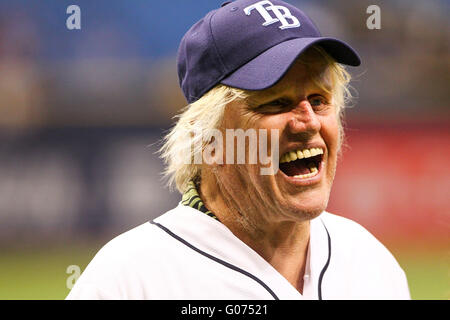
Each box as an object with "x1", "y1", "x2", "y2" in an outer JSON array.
[{"x1": 256, "y1": 98, "x2": 293, "y2": 113}]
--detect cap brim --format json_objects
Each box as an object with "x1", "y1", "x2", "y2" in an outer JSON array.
[{"x1": 220, "y1": 37, "x2": 361, "y2": 91}]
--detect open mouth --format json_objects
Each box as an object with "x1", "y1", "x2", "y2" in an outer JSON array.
[{"x1": 279, "y1": 147, "x2": 324, "y2": 179}]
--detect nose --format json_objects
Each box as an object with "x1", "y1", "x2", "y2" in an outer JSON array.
[{"x1": 287, "y1": 100, "x2": 321, "y2": 134}]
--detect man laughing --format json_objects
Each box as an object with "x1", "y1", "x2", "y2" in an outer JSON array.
[{"x1": 67, "y1": 0, "x2": 410, "y2": 300}]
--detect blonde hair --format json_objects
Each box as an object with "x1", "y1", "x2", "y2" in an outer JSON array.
[{"x1": 160, "y1": 45, "x2": 353, "y2": 193}]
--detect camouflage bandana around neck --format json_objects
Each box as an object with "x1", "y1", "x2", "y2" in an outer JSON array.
[{"x1": 181, "y1": 181, "x2": 219, "y2": 221}]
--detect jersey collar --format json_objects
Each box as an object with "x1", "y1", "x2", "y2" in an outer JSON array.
[{"x1": 154, "y1": 203, "x2": 331, "y2": 300}]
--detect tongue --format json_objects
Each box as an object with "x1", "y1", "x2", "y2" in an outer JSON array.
[{"x1": 280, "y1": 160, "x2": 311, "y2": 176}]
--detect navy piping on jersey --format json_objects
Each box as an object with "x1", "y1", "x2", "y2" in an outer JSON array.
[
  {"x1": 150, "y1": 218, "x2": 332, "y2": 300},
  {"x1": 149, "y1": 220, "x2": 279, "y2": 300},
  {"x1": 318, "y1": 219, "x2": 331, "y2": 300}
]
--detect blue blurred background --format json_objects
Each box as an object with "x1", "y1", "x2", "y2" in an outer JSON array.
[{"x1": 0, "y1": 0, "x2": 448, "y2": 299}]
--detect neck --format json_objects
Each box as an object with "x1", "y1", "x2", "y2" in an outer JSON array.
[{"x1": 199, "y1": 171, "x2": 310, "y2": 293}]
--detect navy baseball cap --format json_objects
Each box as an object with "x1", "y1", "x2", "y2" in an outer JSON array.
[{"x1": 177, "y1": 0, "x2": 361, "y2": 103}]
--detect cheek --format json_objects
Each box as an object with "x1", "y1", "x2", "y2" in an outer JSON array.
[
  {"x1": 321, "y1": 116, "x2": 340, "y2": 182},
  {"x1": 256, "y1": 114, "x2": 286, "y2": 129},
  {"x1": 321, "y1": 115, "x2": 340, "y2": 151}
]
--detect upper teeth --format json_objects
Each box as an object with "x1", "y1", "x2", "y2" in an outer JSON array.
[{"x1": 280, "y1": 147, "x2": 323, "y2": 163}]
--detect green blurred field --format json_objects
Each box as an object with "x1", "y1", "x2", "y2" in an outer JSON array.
[{"x1": 0, "y1": 242, "x2": 448, "y2": 300}]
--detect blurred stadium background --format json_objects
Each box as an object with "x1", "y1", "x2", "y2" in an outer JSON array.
[{"x1": 0, "y1": 0, "x2": 448, "y2": 299}]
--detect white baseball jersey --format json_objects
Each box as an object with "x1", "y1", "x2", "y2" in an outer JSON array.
[{"x1": 66, "y1": 203, "x2": 410, "y2": 300}]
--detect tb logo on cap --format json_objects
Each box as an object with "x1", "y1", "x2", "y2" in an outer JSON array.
[{"x1": 244, "y1": 0, "x2": 300, "y2": 30}]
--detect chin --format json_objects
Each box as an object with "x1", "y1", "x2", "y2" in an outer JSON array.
[{"x1": 282, "y1": 200, "x2": 327, "y2": 222}]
